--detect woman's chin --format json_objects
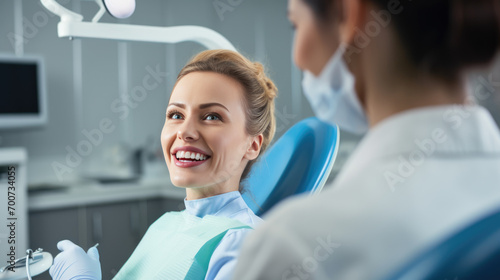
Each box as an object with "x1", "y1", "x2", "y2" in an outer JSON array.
[{"x1": 171, "y1": 177, "x2": 206, "y2": 189}]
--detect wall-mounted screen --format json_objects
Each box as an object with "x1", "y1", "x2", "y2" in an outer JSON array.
[{"x1": 0, "y1": 55, "x2": 47, "y2": 129}]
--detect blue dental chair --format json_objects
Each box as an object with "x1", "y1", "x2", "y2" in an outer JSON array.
[
  {"x1": 386, "y1": 207, "x2": 500, "y2": 280},
  {"x1": 242, "y1": 117, "x2": 339, "y2": 217}
]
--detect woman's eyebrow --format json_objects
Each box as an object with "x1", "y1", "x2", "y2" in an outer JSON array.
[
  {"x1": 199, "y1": 103, "x2": 229, "y2": 112},
  {"x1": 167, "y1": 103, "x2": 185, "y2": 109}
]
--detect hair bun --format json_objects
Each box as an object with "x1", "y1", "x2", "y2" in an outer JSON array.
[
  {"x1": 252, "y1": 61, "x2": 278, "y2": 99},
  {"x1": 263, "y1": 78, "x2": 278, "y2": 98}
]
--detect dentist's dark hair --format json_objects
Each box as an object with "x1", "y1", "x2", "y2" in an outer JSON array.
[
  {"x1": 301, "y1": 0, "x2": 341, "y2": 22},
  {"x1": 302, "y1": 0, "x2": 500, "y2": 81},
  {"x1": 370, "y1": 0, "x2": 500, "y2": 81},
  {"x1": 175, "y1": 49, "x2": 277, "y2": 192}
]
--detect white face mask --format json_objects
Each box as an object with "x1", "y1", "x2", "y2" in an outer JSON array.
[{"x1": 302, "y1": 44, "x2": 368, "y2": 135}]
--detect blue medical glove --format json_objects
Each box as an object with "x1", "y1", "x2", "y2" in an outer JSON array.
[{"x1": 49, "y1": 240, "x2": 102, "y2": 280}]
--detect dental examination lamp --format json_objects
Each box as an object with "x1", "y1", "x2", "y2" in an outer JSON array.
[
  {"x1": 40, "y1": 0, "x2": 236, "y2": 51},
  {"x1": 0, "y1": 249, "x2": 53, "y2": 280},
  {"x1": 102, "y1": 0, "x2": 135, "y2": 19}
]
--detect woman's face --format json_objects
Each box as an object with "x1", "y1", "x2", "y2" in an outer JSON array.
[
  {"x1": 288, "y1": 0, "x2": 340, "y2": 76},
  {"x1": 161, "y1": 72, "x2": 260, "y2": 194}
]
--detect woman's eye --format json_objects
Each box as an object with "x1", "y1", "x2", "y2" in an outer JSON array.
[
  {"x1": 167, "y1": 111, "x2": 183, "y2": 120},
  {"x1": 205, "y1": 114, "x2": 221, "y2": 121}
]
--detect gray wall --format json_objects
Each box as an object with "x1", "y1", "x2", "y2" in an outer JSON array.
[{"x1": 0, "y1": 0, "x2": 312, "y2": 184}]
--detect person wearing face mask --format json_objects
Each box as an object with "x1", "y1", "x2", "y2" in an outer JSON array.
[{"x1": 233, "y1": 0, "x2": 500, "y2": 279}]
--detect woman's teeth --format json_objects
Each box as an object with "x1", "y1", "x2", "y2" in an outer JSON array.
[{"x1": 175, "y1": 151, "x2": 208, "y2": 161}]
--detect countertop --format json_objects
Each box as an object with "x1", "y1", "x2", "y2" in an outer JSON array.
[{"x1": 27, "y1": 177, "x2": 186, "y2": 212}]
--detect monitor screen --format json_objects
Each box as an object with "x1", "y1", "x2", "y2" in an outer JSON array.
[
  {"x1": 0, "y1": 55, "x2": 47, "y2": 129},
  {"x1": 0, "y1": 62, "x2": 40, "y2": 114}
]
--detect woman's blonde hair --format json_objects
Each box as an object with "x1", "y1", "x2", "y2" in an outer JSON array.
[{"x1": 175, "y1": 49, "x2": 278, "y2": 190}]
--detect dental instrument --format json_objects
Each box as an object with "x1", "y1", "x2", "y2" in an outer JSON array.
[{"x1": 0, "y1": 248, "x2": 53, "y2": 280}]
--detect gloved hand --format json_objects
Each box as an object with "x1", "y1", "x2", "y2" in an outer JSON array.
[{"x1": 49, "y1": 240, "x2": 102, "y2": 280}]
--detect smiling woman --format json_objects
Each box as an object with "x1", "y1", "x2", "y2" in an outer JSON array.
[
  {"x1": 48, "y1": 50, "x2": 278, "y2": 280},
  {"x1": 116, "y1": 49, "x2": 278, "y2": 279}
]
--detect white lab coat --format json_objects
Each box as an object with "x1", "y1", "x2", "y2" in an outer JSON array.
[{"x1": 233, "y1": 105, "x2": 500, "y2": 280}]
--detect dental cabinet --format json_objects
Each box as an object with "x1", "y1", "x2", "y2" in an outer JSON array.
[{"x1": 28, "y1": 183, "x2": 184, "y2": 280}]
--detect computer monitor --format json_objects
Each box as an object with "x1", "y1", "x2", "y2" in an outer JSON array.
[{"x1": 0, "y1": 54, "x2": 48, "y2": 129}]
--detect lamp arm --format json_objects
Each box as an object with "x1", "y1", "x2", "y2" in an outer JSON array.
[
  {"x1": 92, "y1": 0, "x2": 106, "y2": 22},
  {"x1": 40, "y1": 0, "x2": 237, "y2": 51}
]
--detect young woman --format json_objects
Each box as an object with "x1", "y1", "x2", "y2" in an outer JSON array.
[
  {"x1": 233, "y1": 0, "x2": 500, "y2": 279},
  {"x1": 49, "y1": 49, "x2": 277, "y2": 280}
]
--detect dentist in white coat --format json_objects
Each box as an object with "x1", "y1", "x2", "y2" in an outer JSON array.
[{"x1": 233, "y1": 0, "x2": 500, "y2": 279}]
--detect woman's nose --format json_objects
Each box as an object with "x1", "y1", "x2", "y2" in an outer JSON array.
[{"x1": 177, "y1": 118, "x2": 199, "y2": 141}]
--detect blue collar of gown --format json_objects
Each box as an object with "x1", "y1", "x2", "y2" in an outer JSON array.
[{"x1": 184, "y1": 191, "x2": 246, "y2": 218}]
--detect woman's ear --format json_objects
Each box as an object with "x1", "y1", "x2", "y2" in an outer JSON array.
[
  {"x1": 245, "y1": 134, "x2": 264, "y2": 161},
  {"x1": 339, "y1": 0, "x2": 366, "y2": 44}
]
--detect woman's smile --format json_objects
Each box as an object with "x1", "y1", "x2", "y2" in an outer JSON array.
[{"x1": 171, "y1": 146, "x2": 212, "y2": 168}]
